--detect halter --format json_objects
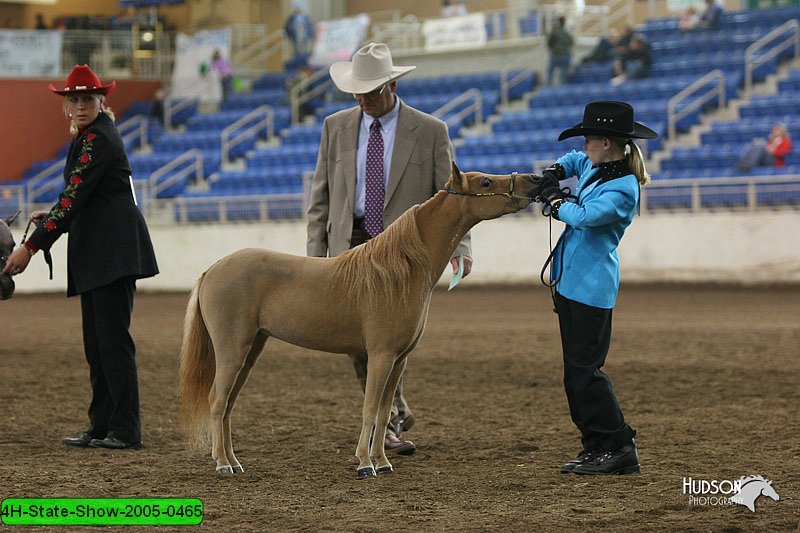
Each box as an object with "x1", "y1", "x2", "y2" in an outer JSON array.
[
  {"x1": 444, "y1": 172, "x2": 535, "y2": 208},
  {"x1": 20, "y1": 218, "x2": 53, "y2": 280}
]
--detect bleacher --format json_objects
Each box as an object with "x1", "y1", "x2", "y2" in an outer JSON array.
[{"x1": 9, "y1": 5, "x2": 800, "y2": 222}]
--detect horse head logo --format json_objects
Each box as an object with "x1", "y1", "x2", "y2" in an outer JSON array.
[{"x1": 730, "y1": 475, "x2": 780, "y2": 512}]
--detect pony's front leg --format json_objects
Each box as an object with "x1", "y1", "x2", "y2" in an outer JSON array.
[
  {"x1": 371, "y1": 357, "x2": 407, "y2": 474},
  {"x1": 355, "y1": 352, "x2": 394, "y2": 479}
]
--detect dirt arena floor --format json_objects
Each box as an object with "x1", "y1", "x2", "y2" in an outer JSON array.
[{"x1": 1, "y1": 284, "x2": 798, "y2": 532}]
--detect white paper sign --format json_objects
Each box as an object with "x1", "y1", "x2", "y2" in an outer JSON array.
[
  {"x1": 309, "y1": 14, "x2": 370, "y2": 67},
  {"x1": 170, "y1": 28, "x2": 231, "y2": 102},
  {"x1": 422, "y1": 13, "x2": 487, "y2": 52},
  {"x1": 0, "y1": 29, "x2": 62, "y2": 77}
]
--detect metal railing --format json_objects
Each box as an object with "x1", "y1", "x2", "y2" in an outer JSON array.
[
  {"x1": 232, "y1": 27, "x2": 289, "y2": 77},
  {"x1": 290, "y1": 68, "x2": 333, "y2": 125},
  {"x1": 744, "y1": 19, "x2": 800, "y2": 95},
  {"x1": 164, "y1": 97, "x2": 197, "y2": 130},
  {"x1": 667, "y1": 69, "x2": 726, "y2": 140},
  {"x1": 434, "y1": 88, "x2": 483, "y2": 129},
  {"x1": 25, "y1": 159, "x2": 66, "y2": 208},
  {"x1": 147, "y1": 148, "x2": 204, "y2": 202},
  {"x1": 118, "y1": 114, "x2": 149, "y2": 150},
  {"x1": 173, "y1": 192, "x2": 305, "y2": 224},
  {"x1": 500, "y1": 46, "x2": 546, "y2": 106},
  {"x1": 221, "y1": 105, "x2": 275, "y2": 163},
  {"x1": 641, "y1": 174, "x2": 800, "y2": 213}
]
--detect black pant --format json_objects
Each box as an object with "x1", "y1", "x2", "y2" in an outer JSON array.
[
  {"x1": 80, "y1": 277, "x2": 141, "y2": 444},
  {"x1": 554, "y1": 292, "x2": 635, "y2": 452}
]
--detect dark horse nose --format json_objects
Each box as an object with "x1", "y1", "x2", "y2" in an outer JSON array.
[
  {"x1": 521, "y1": 173, "x2": 546, "y2": 200},
  {"x1": 0, "y1": 273, "x2": 14, "y2": 300}
]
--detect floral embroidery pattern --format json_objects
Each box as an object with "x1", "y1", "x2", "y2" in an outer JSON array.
[{"x1": 43, "y1": 131, "x2": 95, "y2": 232}]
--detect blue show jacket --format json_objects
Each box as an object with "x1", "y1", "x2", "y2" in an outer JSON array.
[{"x1": 551, "y1": 150, "x2": 639, "y2": 309}]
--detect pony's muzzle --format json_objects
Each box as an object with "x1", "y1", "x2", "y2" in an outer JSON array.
[{"x1": 0, "y1": 274, "x2": 14, "y2": 300}]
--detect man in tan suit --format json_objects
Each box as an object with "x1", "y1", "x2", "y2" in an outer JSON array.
[{"x1": 307, "y1": 43, "x2": 471, "y2": 455}]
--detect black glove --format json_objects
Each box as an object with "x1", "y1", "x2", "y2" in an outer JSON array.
[{"x1": 532, "y1": 163, "x2": 566, "y2": 202}]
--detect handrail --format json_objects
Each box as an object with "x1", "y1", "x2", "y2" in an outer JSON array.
[
  {"x1": 26, "y1": 158, "x2": 66, "y2": 206},
  {"x1": 574, "y1": 0, "x2": 633, "y2": 38},
  {"x1": 667, "y1": 69, "x2": 726, "y2": 140},
  {"x1": 500, "y1": 46, "x2": 545, "y2": 106},
  {"x1": 148, "y1": 148, "x2": 204, "y2": 201},
  {"x1": 173, "y1": 191, "x2": 305, "y2": 223},
  {"x1": 232, "y1": 28, "x2": 289, "y2": 77},
  {"x1": 434, "y1": 88, "x2": 483, "y2": 129},
  {"x1": 164, "y1": 97, "x2": 197, "y2": 130},
  {"x1": 221, "y1": 105, "x2": 275, "y2": 163},
  {"x1": 744, "y1": 19, "x2": 800, "y2": 95},
  {"x1": 290, "y1": 68, "x2": 333, "y2": 125},
  {"x1": 118, "y1": 115, "x2": 149, "y2": 150}
]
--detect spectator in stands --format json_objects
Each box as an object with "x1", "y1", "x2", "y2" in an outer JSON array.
[
  {"x1": 699, "y1": 0, "x2": 723, "y2": 30},
  {"x1": 150, "y1": 87, "x2": 165, "y2": 127},
  {"x1": 736, "y1": 123, "x2": 792, "y2": 172},
  {"x1": 547, "y1": 16, "x2": 574, "y2": 86},
  {"x1": 441, "y1": 0, "x2": 468, "y2": 17},
  {"x1": 537, "y1": 100, "x2": 658, "y2": 475},
  {"x1": 582, "y1": 28, "x2": 620, "y2": 64},
  {"x1": 679, "y1": 7, "x2": 700, "y2": 32},
  {"x1": 3, "y1": 64, "x2": 159, "y2": 451},
  {"x1": 211, "y1": 49, "x2": 234, "y2": 102},
  {"x1": 35, "y1": 13, "x2": 48, "y2": 30},
  {"x1": 284, "y1": 1, "x2": 315, "y2": 63},
  {"x1": 611, "y1": 32, "x2": 652, "y2": 85},
  {"x1": 307, "y1": 42, "x2": 471, "y2": 457}
]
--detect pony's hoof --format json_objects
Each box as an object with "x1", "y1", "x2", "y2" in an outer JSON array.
[
  {"x1": 376, "y1": 465, "x2": 393, "y2": 475},
  {"x1": 216, "y1": 465, "x2": 235, "y2": 474},
  {"x1": 356, "y1": 466, "x2": 376, "y2": 479}
]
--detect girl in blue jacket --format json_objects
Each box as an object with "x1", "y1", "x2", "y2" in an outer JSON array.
[{"x1": 544, "y1": 101, "x2": 657, "y2": 475}]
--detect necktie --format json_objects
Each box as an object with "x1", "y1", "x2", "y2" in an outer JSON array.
[{"x1": 364, "y1": 118, "x2": 385, "y2": 237}]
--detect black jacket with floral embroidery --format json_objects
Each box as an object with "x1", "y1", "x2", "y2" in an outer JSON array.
[{"x1": 28, "y1": 112, "x2": 158, "y2": 296}]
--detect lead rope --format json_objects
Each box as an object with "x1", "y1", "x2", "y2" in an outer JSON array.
[
  {"x1": 20, "y1": 218, "x2": 53, "y2": 280},
  {"x1": 537, "y1": 186, "x2": 577, "y2": 314}
]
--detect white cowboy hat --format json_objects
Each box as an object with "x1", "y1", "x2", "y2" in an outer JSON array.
[{"x1": 329, "y1": 42, "x2": 416, "y2": 94}]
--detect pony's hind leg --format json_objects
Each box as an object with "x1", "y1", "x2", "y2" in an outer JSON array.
[
  {"x1": 222, "y1": 332, "x2": 269, "y2": 473},
  {"x1": 209, "y1": 335, "x2": 260, "y2": 474}
]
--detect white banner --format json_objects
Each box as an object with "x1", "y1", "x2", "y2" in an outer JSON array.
[
  {"x1": 422, "y1": 13, "x2": 487, "y2": 52},
  {"x1": 0, "y1": 29, "x2": 62, "y2": 77},
  {"x1": 170, "y1": 28, "x2": 231, "y2": 102},
  {"x1": 309, "y1": 14, "x2": 370, "y2": 67}
]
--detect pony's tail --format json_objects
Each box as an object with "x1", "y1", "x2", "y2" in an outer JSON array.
[{"x1": 179, "y1": 273, "x2": 215, "y2": 447}]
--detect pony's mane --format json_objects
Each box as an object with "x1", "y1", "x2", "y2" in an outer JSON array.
[{"x1": 332, "y1": 205, "x2": 432, "y2": 305}]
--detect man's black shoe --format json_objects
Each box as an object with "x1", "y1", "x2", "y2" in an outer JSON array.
[
  {"x1": 573, "y1": 444, "x2": 640, "y2": 475},
  {"x1": 62, "y1": 433, "x2": 96, "y2": 448},
  {"x1": 88, "y1": 437, "x2": 143, "y2": 450},
  {"x1": 560, "y1": 449, "x2": 598, "y2": 474}
]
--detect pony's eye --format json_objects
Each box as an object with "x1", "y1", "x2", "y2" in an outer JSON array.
[{"x1": 480, "y1": 177, "x2": 492, "y2": 188}]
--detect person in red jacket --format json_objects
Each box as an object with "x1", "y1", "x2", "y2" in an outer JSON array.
[
  {"x1": 3, "y1": 65, "x2": 159, "y2": 450},
  {"x1": 737, "y1": 123, "x2": 792, "y2": 171}
]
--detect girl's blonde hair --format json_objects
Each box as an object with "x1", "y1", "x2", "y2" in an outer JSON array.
[
  {"x1": 63, "y1": 93, "x2": 115, "y2": 135},
  {"x1": 609, "y1": 137, "x2": 651, "y2": 185}
]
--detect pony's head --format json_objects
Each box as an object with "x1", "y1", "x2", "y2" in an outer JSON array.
[
  {"x1": 444, "y1": 161, "x2": 538, "y2": 220},
  {"x1": 0, "y1": 211, "x2": 20, "y2": 300}
]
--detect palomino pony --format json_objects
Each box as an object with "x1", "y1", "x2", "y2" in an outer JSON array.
[
  {"x1": 179, "y1": 163, "x2": 541, "y2": 478},
  {"x1": 0, "y1": 211, "x2": 20, "y2": 300}
]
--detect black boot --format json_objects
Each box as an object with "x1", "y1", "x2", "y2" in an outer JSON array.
[
  {"x1": 560, "y1": 450, "x2": 598, "y2": 474},
  {"x1": 573, "y1": 442, "x2": 640, "y2": 475}
]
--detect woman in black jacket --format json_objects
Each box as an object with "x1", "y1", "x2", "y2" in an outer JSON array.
[{"x1": 4, "y1": 65, "x2": 159, "y2": 450}]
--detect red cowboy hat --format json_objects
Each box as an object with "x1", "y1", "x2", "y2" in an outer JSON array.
[{"x1": 49, "y1": 64, "x2": 116, "y2": 96}]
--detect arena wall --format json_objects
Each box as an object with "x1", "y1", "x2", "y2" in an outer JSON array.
[{"x1": 14, "y1": 210, "x2": 800, "y2": 294}]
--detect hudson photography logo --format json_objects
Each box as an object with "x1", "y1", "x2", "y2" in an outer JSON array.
[{"x1": 682, "y1": 475, "x2": 780, "y2": 512}]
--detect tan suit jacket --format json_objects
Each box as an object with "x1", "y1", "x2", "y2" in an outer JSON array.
[{"x1": 306, "y1": 100, "x2": 471, "y2": 258}]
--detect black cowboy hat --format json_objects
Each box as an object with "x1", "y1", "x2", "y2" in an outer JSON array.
[{"x1": 558, "y1": 100, "x2": 658, "y2": 141}]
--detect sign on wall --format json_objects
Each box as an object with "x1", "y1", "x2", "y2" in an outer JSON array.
[
  {"x1": 170, "y1": 28, "x2": 230, "y2": 102},
  {"x1": 0, "y1": 30, "x2": 62, "y2": 77},
  {"x1": 422, "y1": 13, "x2": 487, "y2": 52},
  {"x1": 308, "y1": 14, "x2": 370, "y2": 67}
]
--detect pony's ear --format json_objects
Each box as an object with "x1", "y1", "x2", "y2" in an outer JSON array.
[
  {"x1": 3, "y1": 210, "x2": 20, "y2": 226},
  {"x1": 450, "y1": 161, "x2": 468, "y2": 191}
]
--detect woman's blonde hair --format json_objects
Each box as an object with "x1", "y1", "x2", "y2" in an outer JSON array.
[{"x1": 63, "y1": 93, "x2": 115, "y2": 135}]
